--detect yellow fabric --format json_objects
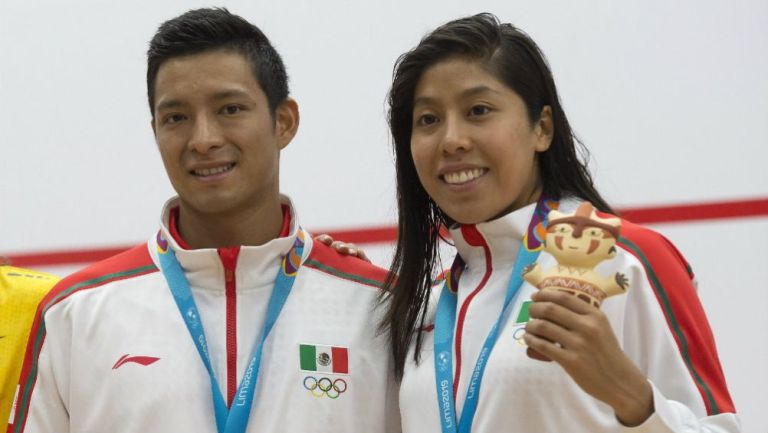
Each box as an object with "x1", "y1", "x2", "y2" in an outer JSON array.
[{"x1": 0, "y1": 266, "x2": 58, "y2": 426}]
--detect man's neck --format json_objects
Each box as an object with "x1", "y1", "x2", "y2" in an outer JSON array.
[{"x1": 176, "y1": 200, "x2": 285, "y2": 249}]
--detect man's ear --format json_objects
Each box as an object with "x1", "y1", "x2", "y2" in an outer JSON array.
[
  {"x1": 275, "y1": 98, "x2": 300, "y2": 150},
  {"x1": 534, "y1": 105, "x2": 553, "y2": 152}
]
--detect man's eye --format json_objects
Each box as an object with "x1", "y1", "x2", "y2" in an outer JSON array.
[
  {"x1": 165, "y1": 114, "x2": 186, "y2": 124},
  {"x1": 468, "y1": 105, "x2": 491, "y2": 116},
  {"x1": 416, "y1": 114, "x2": 438, "y2": 126},
  {"x1": 222, "y1": 105, "x2": 241, "y2": 115}
]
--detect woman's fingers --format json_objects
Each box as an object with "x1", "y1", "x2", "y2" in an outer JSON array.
[
  {"x1": 531, "y1": 288, "x2": 596, "y2": 315},
  {"x1": 313, "y1": 235, "x2": 372, "y2": 263},
  {"x1": 314, "y1": 234, "x2": 334, "y2": 245}
]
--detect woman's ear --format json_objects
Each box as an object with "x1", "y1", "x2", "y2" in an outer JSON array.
[{"x1": 534, "y1": 105, "x2": 554, "y2": 152}]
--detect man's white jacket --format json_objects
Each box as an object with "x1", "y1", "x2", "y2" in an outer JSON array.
[{"x1": 9, "y1": 196, "x2": 399, "y2": 433}]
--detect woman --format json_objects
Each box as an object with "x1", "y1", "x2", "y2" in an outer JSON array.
[{"x1": 382, "y1": 13, "x2": 739, "y2": 432}]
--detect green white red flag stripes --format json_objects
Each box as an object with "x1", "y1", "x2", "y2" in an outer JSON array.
[
  {"x1": 618, "y1": 221, "x2": 735, "y2": 415},
  {"x1": 8, "y1": 245, "x2": 158, "y2": 433},
  {"x1": 299, "y1": 344, "x2": 349, "y2": 374}
]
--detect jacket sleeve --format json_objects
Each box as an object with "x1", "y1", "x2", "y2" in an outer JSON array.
[
  {"x1": 7, "y1": 309, "x2": 70, "y2": 433},
  {"x1": 617, "y1": 226, "x2": 739, "y2": 433}
]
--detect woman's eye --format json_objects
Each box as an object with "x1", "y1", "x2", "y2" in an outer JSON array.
[
  {"x1": 416, "y1": 114, "x2": 438, "y2": 126},
  {"x1": 468, "y1": 105, "x2": 491, "y2": 116}
]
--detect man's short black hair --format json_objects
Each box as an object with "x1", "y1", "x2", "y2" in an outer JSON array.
[{"x1": 147, "y1": 7, "x2": 289, "y2": 118}]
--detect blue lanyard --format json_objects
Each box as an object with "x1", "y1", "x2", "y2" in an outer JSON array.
[
  {"x1": 433, "y1": 198, "x2": 556, "y2": 433},
  {"x1": 156, "y1": 229, "x2": 306, "y2": 433}
]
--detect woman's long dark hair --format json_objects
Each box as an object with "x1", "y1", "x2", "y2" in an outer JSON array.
[{"x1": 383, "y1": 13, "x2": 614, "y2": 378}]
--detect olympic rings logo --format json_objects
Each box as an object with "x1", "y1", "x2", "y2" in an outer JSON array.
[
  {"x1": 512, "y1": 326, "x2": 528, "y2": 347},
  {"x1": 303, "y1": 376, "x2": 347, "y2": 399}
]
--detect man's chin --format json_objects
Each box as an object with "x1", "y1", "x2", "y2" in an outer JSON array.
[{"x1": 178, "y1": 196, "x2": 238, "y2": 216}]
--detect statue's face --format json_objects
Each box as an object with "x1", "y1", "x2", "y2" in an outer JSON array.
[{"x1": 544, "y1": 223, "x2": 617, "y2": 268}]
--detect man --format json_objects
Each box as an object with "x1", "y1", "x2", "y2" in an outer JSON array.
[
  {"x1": 0, "y1": 261, "x2": 58, "y2": 428},
  {"x1": 8, "y1": 8, "x2": 398, "y2": 433}
]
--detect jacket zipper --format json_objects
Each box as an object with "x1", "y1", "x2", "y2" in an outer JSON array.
[{"x1": 218, "y1": 247, "x2": 241, "y2": 408}]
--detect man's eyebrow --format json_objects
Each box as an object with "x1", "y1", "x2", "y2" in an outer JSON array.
[
  {"x1": 155, "y1": 99, "x2": 184, "y2": 113},
  {"x1": 211, "y1": 89, "x2": 252, "y2": 101},
  {"x1": 154, "y1": 89, "x2": 254, "y2": 113}
]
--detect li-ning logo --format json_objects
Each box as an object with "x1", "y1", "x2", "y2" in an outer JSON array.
[
  {"x1": 303, "y1": 376, "x2": 347, "y2": 399},
  {"x1": 112, "y1": 354, "x2": 161, "y2": 369}
]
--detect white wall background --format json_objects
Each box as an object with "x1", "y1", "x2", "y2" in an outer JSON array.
[{"x1": 1, "y1": 0, "x2": 766, "y2": 431}]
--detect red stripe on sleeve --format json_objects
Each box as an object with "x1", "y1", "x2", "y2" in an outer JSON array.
[
  {"x1": 620, "y1": 221, "x2": 736, "y2": 415},
  {"x1": 8, "y1": 296, "x2": 46, "y2": 433},
  {"x1": 306, "y1": 242, "x2": 389, "y2": 288},
  {"x1": 9, "y1": 244, "x2": 157, "y2": 432}
]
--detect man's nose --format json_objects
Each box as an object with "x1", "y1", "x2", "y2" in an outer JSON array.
[{"x1": 188, "y1": 115, "x2": 225, "y2": 154}]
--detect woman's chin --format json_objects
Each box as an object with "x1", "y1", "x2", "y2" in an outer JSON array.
[
  {"x1": 442, "y1": 209, "x2": 497, "y2": 226},
  {"x1": 443, "y1": 202, "x2": 532, "y2": 226}
]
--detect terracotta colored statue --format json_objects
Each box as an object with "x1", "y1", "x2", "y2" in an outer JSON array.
[{"x1": 523, "y1": 202, "x2": 629, "y2": 307}]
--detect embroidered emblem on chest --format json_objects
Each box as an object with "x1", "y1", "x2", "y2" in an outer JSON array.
[
  {"x1": 509, "y1": 300, "x2": 533, "y2": 347},
  {"x1": 112, "y1": 354, "x2": 161, "y2": 369},
  {"x1": 299, "y1": 343, "x2": 349, "y2": 399}
]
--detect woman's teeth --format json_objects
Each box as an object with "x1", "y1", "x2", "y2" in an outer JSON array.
[{"x1": 443, "y1": 168, "x2": 486, "y2": 184}]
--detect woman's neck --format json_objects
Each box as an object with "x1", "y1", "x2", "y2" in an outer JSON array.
[{"x1": 485, "y1": 183, "x2": 543, "y2": 223}]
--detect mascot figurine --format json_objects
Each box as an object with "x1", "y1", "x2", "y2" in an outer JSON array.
[{"x1": 523, "y1": 202, "x2": 629, "y2": 307}]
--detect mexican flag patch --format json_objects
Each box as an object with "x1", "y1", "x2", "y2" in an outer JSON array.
[
  {"x1": 515, "y1": 300, "x2": 533, "y2": 324},
  {"x1": 299, "y1": 344, "x2": 349, "y2": 374}
]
